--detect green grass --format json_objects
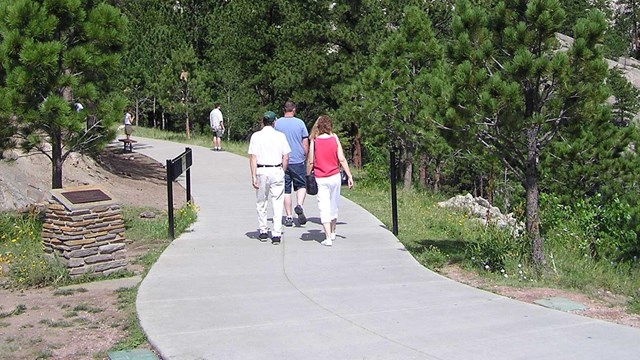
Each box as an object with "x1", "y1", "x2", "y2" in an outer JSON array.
[
  {"x1": 344, "y1": 181, "x2": 640, "y2": 312},
  {"x1": 0, "y1": 212, "x2": 70, "y2": 288},
  {"x1": 343, "y1": 185, "x2": 480, "y2": 265},
  {"x1": 52, "y1": 289, "x2": 76, "y2": 296},
  {"x1": 33, "y1": 349, "x2": 54, "y2": 359},
  {"x1": 38, "y1": 319, "x2": 73, "y2": 328},
  {"x1": 108, "y1": 287, "x2": 147, "y2": 352},
  {"x1": 0, "y1": 304, "x2": 27, "y2": 318},
  {"x1": 72, "y1": 303, "x2": 103, "y2": 313}
]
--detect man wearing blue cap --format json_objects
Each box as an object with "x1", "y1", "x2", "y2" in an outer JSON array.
[{"x1": 248, "y1": 111, "x2": 291, "y2": 244}]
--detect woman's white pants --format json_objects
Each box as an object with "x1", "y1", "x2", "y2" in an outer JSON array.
[{"x1": 316, "y1": 173, "x2": 341, "y2": 224}]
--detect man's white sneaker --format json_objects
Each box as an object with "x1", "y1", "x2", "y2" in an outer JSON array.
[{"x1": 321, "y1": 239, "x2": 332, "y2": 246}]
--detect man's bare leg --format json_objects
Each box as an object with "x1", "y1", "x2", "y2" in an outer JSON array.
[
  {"x1": 284, "y1": 194, "x2": 293, "y2": 217},
  {"x1": 296, "y1": 188, "x2": 307, "y2": 208}
]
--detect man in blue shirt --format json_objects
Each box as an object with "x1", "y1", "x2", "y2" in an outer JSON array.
[{"x1": 275, "y1": 101, "x2": 309, "y2": 227}]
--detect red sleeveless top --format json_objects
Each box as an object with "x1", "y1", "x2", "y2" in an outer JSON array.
[{"x1": 313, "y1": 137, "x2": 340, "y2": 178}]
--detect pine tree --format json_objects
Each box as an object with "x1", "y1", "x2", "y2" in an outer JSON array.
[
  {"x1": 616, "y1": 0, "x2": 640, "y2": 58},
  {"x1": 354, "y1": 6, "x2": 446, "y2": 188},
  {"x1": 541, "y1": 67, "x2": 640, "y2": 206},
  {"x1": 608, "y1": 67, "x2": 640, "y2": 126},
  {"x1": 444, "y1": 0, "x2": 612, "y2": 270},
  {"x1": 0, "y1": 0, "x2": 127, "y2": 189}
]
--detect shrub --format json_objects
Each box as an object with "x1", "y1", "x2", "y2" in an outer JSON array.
[
  {"x1": 9, "y1": 253, "x2": 70, "y2": 288},
  {"x1": 417, "y1": 246, "x2": 448, "y2": 271},
  {"x1": 0, "y1": 212, "x2": 70, "y2": 288},
  {"x1": 541, "y1": 193, "x2": 638, "y2": 262},
  {"x1": 359, "y1": 141, "x2": 389, "y2": 188},
  {"x1": 174, "y1": 201, "x2": 198, "y2": 234},
  {"x1": 467, "y1": 225, "x2": 524, "y2": 272}
]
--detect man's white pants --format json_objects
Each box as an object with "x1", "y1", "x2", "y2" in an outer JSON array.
[
  {"x1": 316, "y1": 173, "x2": 341, "y2": 224},
  {"x1": 256, "y1": 168, "x2": 285, "y2": 236}
]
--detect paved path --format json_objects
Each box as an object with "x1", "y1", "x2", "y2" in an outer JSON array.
[{"x1": 134, "y1": 137, "x2": 640, "y2": 360}]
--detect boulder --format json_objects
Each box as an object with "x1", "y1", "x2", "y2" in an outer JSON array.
[{"x1": 437, "y1": 193, "x2": 524, "y2": 235}]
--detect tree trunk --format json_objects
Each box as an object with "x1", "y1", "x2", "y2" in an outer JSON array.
[
  {"x1": 418, "y1": 153, "x2": 427, "y2": 187},
  {"x1": 135, "y1": 100, "x2": 140, "y2": 126},
  {"x1": 185, "y1": 110, "x2": 190, "y2": 140},
  {"x1": 488, "y1": 166, "x2": 494, "y2": 206},
  {"x1": 633, "y1": 1, "x2": 639, "y2": 55},
  {"x1": 52, "y1": 131, "x2": 63, "y2": 189},
  {"x1": 351, "y1": 123, "x2": 362, "y2": 169},
  {"x1": 153, "y1": 96, "x2": 157, "y2": 128},
  {"x1": 184, "y1": 80, "x2": 190, "y2": 140},
  {"x1": 434, "y1": 160, "x2": 441, "y2": 193},
  {"x1": 226, "y1": 91, "x2": 232, "y2": 141},
  {"x1": 525, "y1": 127, "x2": 545, "y2": 270},
  {"x1": 503, "y1": 167, "x2": 510, "y2": 211},
  {"x1": 185, "y1": 101, "x2": 190, "y2": 140},
  {"x1": 403, "y1": 147, "x2": 413, "y2": 189}
]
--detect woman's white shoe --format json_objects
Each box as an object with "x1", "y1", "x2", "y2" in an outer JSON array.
[{"x1": 321, "y1": 239, "x2": 332, "y2": 246}]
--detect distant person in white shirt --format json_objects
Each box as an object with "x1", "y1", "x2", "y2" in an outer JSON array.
[
  {"x1": 209, "y1": 103, "x2": 225, "y2": 151},
  {"x1": 248, "y1": 111, "x2": 291, "y2": 245},
  {"x1": 123, "y1": 107, "x2": 134, "y2": 140}
]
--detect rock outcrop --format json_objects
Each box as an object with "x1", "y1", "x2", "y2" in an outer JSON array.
[{"x1": 438, "y1": 193, "x2": 524, "y2": 235}]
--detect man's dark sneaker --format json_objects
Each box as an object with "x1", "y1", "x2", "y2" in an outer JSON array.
[
  {"x1": 258, "y1": 232, "x2": 269, "y2": 242},
  {"x1": 284, "y1": 217, "x2": 294, "y2": 227},
  {"x1": 294, "y1": 205, "x2": 307, "y2": 226},
  {"x1": 271, "y1": 236, "x2": 281, "y2": 245}
]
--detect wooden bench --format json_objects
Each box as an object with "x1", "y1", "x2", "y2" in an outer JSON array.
[{"x1": 118, "y1": 138, "x2": 137, "y2": 153}]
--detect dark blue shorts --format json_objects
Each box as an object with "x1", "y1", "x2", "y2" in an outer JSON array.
[{"x1": 284, "y1": 163, "x2": 307, "y2": 194}]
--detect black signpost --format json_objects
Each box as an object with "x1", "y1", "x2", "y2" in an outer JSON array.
[{"x1": 166, "y1": 148, "x2": 193, "y2": 239}]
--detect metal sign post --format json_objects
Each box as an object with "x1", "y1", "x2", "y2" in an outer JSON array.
[{"x1": 166, "y1": 147, "x2": 193, "y2": 239}]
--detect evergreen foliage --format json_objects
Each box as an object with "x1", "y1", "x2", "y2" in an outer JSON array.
[
  {"x1": 352, "y1": 5, "x2": 449, "y2": 189},
  {"x1": 0, "y1": 0, "x2": 127, "y2": 188},
  {"x1": 443, "y1": 0, "x2": 618, "y2": 269},
  {"x1": 615, "y1": 0, "x2": 640, "y2": 58}
]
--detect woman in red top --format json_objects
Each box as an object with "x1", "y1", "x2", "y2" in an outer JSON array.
[{"x1": 306, "y1": 116, "x2": 353, "y2": 246}]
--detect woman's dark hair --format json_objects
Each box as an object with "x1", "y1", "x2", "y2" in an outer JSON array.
[{"x1": 316, "y1": 115, "x2": 333, "y2": 135}]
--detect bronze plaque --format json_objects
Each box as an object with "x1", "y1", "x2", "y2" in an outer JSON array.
[{"x1": 61, "y1": 189, "x2": 112, "y2": 204}]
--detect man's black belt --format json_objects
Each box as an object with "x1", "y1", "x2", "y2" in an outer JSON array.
[{"x1": 257, "y1": 164, "x2": 282, "y2": 168}]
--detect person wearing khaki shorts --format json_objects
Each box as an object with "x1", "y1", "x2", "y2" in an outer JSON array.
[{"x1": 123, "y1": 107, "x2": 133, "y2": 140}]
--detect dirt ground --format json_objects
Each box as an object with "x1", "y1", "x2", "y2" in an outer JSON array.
[
  {"x1": 441, "y1": 265, "x2": 640, "y2": 328},
  {"x1": 0, "y1": 143, "x2": 185, "y2": 360},
  {"x1": 0, "y1": 143, "x2": 639, "y2": 359}
]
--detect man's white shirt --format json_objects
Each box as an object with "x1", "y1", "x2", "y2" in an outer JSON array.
[
  {"x1": 210, "y1": 108, "x2": 223, "y2": 129},
  {"x1": 248, "y1": 126, "x2": 291, "y2": 165}
]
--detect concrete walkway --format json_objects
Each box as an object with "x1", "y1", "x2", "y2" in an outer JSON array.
[{"x1": 134, "y1": 137, "x2": 640, "y2": 360}]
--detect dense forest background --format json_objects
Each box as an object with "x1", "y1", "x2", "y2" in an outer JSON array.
[{"x1": 2, "y1": 0, "x2": 640, "y2": 270}]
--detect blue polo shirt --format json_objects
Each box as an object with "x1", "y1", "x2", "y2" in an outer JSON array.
[{"x1": 275, "y1": 116, "x2": 308, "y2": 165}]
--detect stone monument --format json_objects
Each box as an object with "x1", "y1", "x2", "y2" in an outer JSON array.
[{"x1": 41, "y1": 185, "x2": 127, "y2": 277}]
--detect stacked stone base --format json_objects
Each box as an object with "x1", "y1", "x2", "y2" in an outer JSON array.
[{"x1": 41, "y1": 200, "x2": 127, "y2": 277}]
